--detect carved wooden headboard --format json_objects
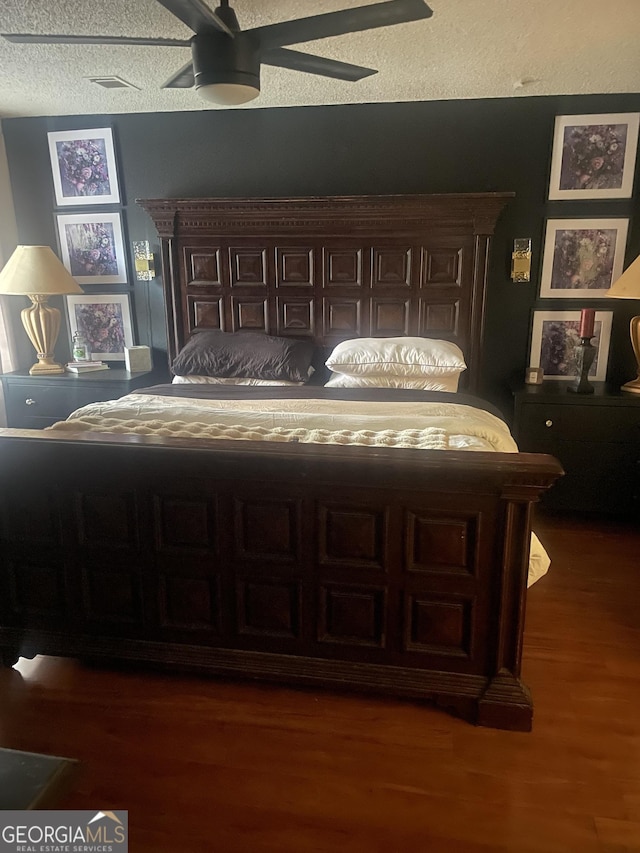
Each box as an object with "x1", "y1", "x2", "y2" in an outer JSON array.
[{"x1": 138, "y1": 193, "x2": 512, "y2": 392}]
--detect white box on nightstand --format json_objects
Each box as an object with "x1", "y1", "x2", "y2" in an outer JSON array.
[{"x1": 125, "y1": 346, "x2": 152, "y2": 373}]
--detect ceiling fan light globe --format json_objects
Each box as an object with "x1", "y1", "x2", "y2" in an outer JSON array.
[{"x1": 197, "y1": 82, "x2": 259, "y2": 105}]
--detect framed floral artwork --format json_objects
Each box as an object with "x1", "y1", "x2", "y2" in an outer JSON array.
[
  {"x1": 539, "y1": 218, "x2": 629, "y2": 298},
  {"x1": 56, "y1": 211, "x2": 127, "y2": 284},
  {"x1": 529, "y1": 310, "x2": 613, "y2": 381},
  {"x1": 548, "y1": 113, "x2": 640, "y2": 199},
  {"x1": 66, "y1": 294, "x2": 134, "y2": 361},
  {"x1": 47, "y1": 127, "x2": 120, "y2": 206}
]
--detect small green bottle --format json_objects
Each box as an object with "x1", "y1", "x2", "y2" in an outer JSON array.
[{"x1": 72, "y1": 330, "x2": 91, "y2": 362}]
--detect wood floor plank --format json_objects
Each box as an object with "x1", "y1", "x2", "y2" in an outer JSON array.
[{"x1": 595, "y1": 817, "x2": 640, "y2": 851}]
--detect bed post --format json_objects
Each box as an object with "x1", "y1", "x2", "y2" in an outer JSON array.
[{"x1": 476, "y1": 483, "x2": 543, "y2": 731}]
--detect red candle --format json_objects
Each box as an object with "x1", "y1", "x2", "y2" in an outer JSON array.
[{"x1": 579, "y1": 308, "x2": 595, "y2": 338}]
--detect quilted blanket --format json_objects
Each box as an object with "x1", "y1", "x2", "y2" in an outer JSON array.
[
  {"x1": 48, "y1": 392, "x2": 519, "y2": 453},
  {"x1": 49, "y1": 415, "x2": 451, "y2": 449}
]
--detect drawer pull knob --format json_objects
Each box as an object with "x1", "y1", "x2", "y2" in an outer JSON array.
[
  {"x1": 25, "y1": 398, "x2": 36, "y2": 406},
  {"x1": 545, "y1": 419, "x2": 553, "y2": 427}
]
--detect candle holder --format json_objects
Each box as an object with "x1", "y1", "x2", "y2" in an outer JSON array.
[{"x1": 568, "y1": 336, "x2": 596, "y2": 394}]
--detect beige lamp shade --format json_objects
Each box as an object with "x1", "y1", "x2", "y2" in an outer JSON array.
[
  {"x1": 0, "y1": 245, "x2": 83, "y2": 376},
  {"x1": 606, "y1": 253, "x2": 640, "y2": 299},
  {"x1": 0, "y1": 245, "x2": 82, "y2": 295},
  {"x1": 607, "y1": 253, "x2": 640, "y2": 395}
]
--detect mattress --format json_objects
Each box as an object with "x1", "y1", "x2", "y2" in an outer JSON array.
[{"x1": 48, "y1": 386, "x2": 551, "y2": 586}]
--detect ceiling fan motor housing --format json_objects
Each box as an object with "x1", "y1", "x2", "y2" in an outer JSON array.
[{"x1": 191, "y1": 32, "x2": 260, "y2": 92}]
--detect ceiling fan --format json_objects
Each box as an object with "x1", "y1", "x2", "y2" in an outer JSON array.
[{"x1": 1, "y1": 0, "x2": 433, "y2": 106}]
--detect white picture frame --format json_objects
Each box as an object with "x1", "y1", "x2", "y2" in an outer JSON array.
[
  {"x1": 539, "y1": 218, "x2": 629, "y2": 298},
  {"x1": 47, "y1": 127, "x2": 120, "y2": 206},
  {"x1": 548, "y1": 113, "x2": 640, "y2": 200},
  {"x1": 66, "y1": 294, "x2": 134, "y2": 361},
  {"x1": 56, "y1": 211, "x2": 127, "y2": 285},
  {"x1": 529, "y1": 310, "x2": 613, "y2": 381}
]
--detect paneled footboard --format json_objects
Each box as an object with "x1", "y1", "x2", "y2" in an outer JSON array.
[{"x1": 0, "y1": 430, "x2": 562, "y2": 730}]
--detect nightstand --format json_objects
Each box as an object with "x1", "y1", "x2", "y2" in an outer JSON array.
[
  {"x1": 1, "y1": 366, "x2": 169, "y2": 429},
  {"x1": 513, "y1": 382, "x2": 640, "y2": 515}
]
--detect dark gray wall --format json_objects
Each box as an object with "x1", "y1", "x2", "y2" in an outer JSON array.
[{"x1": 3, "y1": 93, "x2": 640, "y2": 416}]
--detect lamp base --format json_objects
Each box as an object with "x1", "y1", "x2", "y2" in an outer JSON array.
[
  {"x1": 29, "y1": 358, "x2": 64, "y2": 375},
  {"x1": 21, "y1": 296, "x2": 64, "y2": 376},
  {"x1": 621, "y1": 317, "x2": 640, "y2": 394},
  {"x1": 621, "y1": 376, "x2": 640, "y2": 395}
]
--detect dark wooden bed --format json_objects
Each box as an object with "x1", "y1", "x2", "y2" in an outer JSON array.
[{"x1": 0, "y1": 194, "x2": 562, "y2": 730}]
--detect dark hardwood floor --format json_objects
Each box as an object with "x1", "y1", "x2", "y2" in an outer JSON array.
[{"x1": 1, "y1": 510, "x2": 639, "y2": 852}]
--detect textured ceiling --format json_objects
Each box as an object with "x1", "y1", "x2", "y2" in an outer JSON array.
[{"x1": 1, "y1": 0, "x2": 639, "y2": 118}]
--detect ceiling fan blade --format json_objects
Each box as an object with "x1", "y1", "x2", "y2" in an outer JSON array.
[
  {"x1": 154, "y1": 0, "x2": 234, "y2": 37},
  {"x1": 0, "y1": 32, "x2": 191, "y2": 47},
  {"x1": 162, "y1": 60, "x2": 195, "y2": 88},
  {"x1": 262, "y1": 48, "x2": 376, "y2": 82},
  {"x1": 253, "y1": 0, "x2": 432, "y2": 50}
]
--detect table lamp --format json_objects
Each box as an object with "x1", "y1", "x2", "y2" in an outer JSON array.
[
  {"x1": 606, "y1": 253, "x2": 640, "y2": 395},
  {"x1": 0, "y1": 245, "x2": 83, "y2": 375}
]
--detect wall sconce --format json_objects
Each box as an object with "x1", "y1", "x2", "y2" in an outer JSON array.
[
  {"x1": 133, "y1": 241, "x2": 155, "y2": 281},
  {"x1": 511, "y1": 238, "x2": 532, "y2": 282}
]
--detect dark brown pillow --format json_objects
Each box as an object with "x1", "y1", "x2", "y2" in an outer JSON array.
[{"x1": 172, "y1": 330, "x2": 315, "y2": 383}]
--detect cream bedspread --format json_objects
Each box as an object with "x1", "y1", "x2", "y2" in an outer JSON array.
[
  {"x1": 50, "y1": 393, "x2": 550, "y2": 586},
  {"x1": 51, "y1": 393, "x2": 519, "y2": 450}
]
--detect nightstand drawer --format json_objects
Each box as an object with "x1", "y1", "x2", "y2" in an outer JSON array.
[
  {"x1": 1, "y1": 366, "x2": 168, "y2": 430},
  {"x1": 8, "y1": 414, "x2": 61, "y2": 430},
  {"x1": 4, "y1": 383, "x2": 94, "y2": 421},
  {"x1": 0, "y1": 367, "x2": 168, "y2": 429},
  {"x1": 521, "y1": 403, "x2": 640, "y2": 445}
]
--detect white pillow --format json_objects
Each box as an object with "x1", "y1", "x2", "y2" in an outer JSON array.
[
  {"x1": 324, "y1": 372, "x2": 461, "y2": 392},
  {"x1": 172, "y1": 375, "x2": 305, "y2": 386},
  {"x1": 325, "y1": 337, "x2": 466, "y2": 378}
]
